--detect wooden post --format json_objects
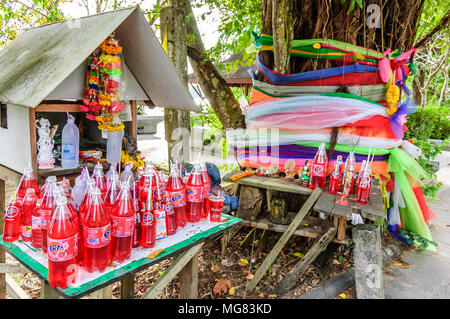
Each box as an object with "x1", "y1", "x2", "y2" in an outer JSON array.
[
  {"x1": 40, "y1": 280, "x2": 61, "y2": 299},
  {"x1": 0, "y1": 178, "x2": 5, "y2": 299},
  {"x1": 247, "y1": 187, "x2": 322, "y2": 291},
  {"x1": 29, "y1": 108, "x2": 37, "y2": 180},
  {"x1": 120, "y1": 275, "x2": 135, "y2": 299},
  {"x1": 336, "y1": 217, "x2": 347, "y2": 241},
  {"x1": 130, "y1": 100, "x2": 137, "y2": 141},
  {"x1": 180, "y1": 250, "x2": 199, "y2": 299},
  {"x1": 160, "y1": 3, "x2": 191, "y2": 166}
]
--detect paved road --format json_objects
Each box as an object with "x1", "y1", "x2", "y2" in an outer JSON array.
[{"x1": 384, "y1": 165, "x2": 450, "y2": 298}]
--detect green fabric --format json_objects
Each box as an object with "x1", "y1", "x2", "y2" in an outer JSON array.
[
  {"x1": 320, "y1": 92, "x2": 385, "y2": 107},
  {"x1": 388, "y1": 148, "x2": 434, "y2": 249},
  {"x1": 295, "y1": 141, "x2": 390, "y2": 155}
]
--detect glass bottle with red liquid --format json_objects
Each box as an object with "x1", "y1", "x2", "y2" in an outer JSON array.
[
  {"x1": 356, "y1": 165, "x2": 372, "y2": 205},
  {"x1": 39, "y1": 177, "x2": 57, "y2": 253},
  {"x1": 47, "y1": 195, "x2": 79, "y2": 289},
  {"x1": 92, "y1": 163, "x2": 107, "y2": 199},
  {"x1": 162, "y1": 185, "x2": 177, "y2": 236},
  {"x1": 199, "y1": 162, "x2": 211, "y2": 220},
  {"x1": 186, "y1": 164, "x2": 204, "y2": 223},
  {"x1": 132, "y1": 180, "x2": 141, "y2": 248},
  {"x1": 140, "y1": 183, "x2": 156, "y2": 248},
  {"x1": 111, "y1": 181, "x2": 136, "y2": 263},
  {"x1": 341, "y1": 152, "x2": 355, "y2": 194},
  {"x1": 82, "y1": 187, "x2": 112, "y2": 272},
  {"x1": 2, "y1": 194, "x2": 22, "y2": 242},
  {"x1": 328, "y1": 155, "x2": 343, "y2": 194},
  {"x1": 166, "y1": 164, "x2": 186, "y2": 228},
  {"x1": 309, "y1": 143, "x2": 328, "y2": 190},
  {"x1": 17, "y1": 164, "x2": 40, "y2": 205},
  {"x1": 21, "y1": 189, "x2": 37, "y2": 242}
]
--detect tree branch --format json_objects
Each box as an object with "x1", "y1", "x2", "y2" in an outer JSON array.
[{"x1": 414, "y1": 10, "x2": 450, "y2": 48}]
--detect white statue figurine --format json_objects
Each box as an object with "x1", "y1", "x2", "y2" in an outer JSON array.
[{"x1": 36, "y1": 118, "x2": 58, "y2": 169}]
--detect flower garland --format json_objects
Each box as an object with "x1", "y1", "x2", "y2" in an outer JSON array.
[
  {"x1": 121, "y1": 150, "x2": 144, "y2": 170},
  {"x1": 81, "y1": 33, "x2": 125, "y2": 131},
  {"x1": 386, "y1": 85, "x2": 400, "y2": 116}
]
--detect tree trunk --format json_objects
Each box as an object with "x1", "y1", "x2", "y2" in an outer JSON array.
[
  {"x1": 272, "y1": 0, "x2": 294, "y2": 74},
  {"x1": 184, "y1": 0, "x2": 246, "y2": 130},
  {"x1": 160, "y1": 3, "x2": 191, "y2": 165}
]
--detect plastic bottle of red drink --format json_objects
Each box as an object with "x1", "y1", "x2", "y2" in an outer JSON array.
[
  {"x1": 79, "y1": 179, "x2": 97, "y2": 223},
  {"x1": 104, "y1": 174, "x2": 120, "y2": 213},
  {"x1": 328, "y1": 155, "x2": 343, "y2": 194},
  {"x1": 356, "y1": 162, "x2": 372, "y2": 205},
  {"x1": 17, "y1": 164, "x2": 40, "y2": 205},
  {"x1": 309, "y1": 143, "x2": 328, "y2": 190},
  {"x1": 82, "y1": 187, "x2": 112, "y2": 272},
  {"x1": 199, "y1": 162, "x2": 211, "y2": 219},
  {"x1": 31, "y1": 196, "x2": 42, "y2": 248},
  {"x1": 39, "y1": 177, "x2": 57, "y2": 253},
  {"x1": 92, "y1": 163, "x2": 107, "y2": 199},
  {"x1": 186, "y1": 164, "x2": 204, "y2": 223},
  {"x1": 132, "y1": 181, "x2": 141, "y2": 248},
  {"x1": 111, "y1": 181, "x2": 136, "y2": 263},
  {"x1": 166, "y1": 164, "x2": 186, "y2": 228},
  {"x1": 3, "y1": 194, "x2": 22, "y2": 242},
  {"x1": 140, "y1": 182, "x2": 156, "y2": 248},
  {"x1": 21, "y1": 189, "x2": 37, "y2": 242},
  {"x1": 47, "y1": 196, "x2": 78, "y2": 289}
]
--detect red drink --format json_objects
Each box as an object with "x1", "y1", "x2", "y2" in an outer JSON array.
[
  {"x1": 309, "y1": 143, "x2": 328, "y2": 190},
  {"x1": 47, "y1": 196, "x2": 79, "y2": 289},
  {"x1": 186, "y1": 165, "x2": 203, "y2": 223},
  {"x1": 328, "y1": 156, "x2": 343, "y2": 194},
  {"x1": 111, "y1": 182, "x2": 135, "y2": 263},
  {"x1": 3, "y1": 195, "x2": 22, "y2": 242},
  {"x1": 163, "y1": 191, "x2": 177, "y2": 235},
  {"x1": 356, "y1": 159, "x2": 372, "y2": 205},
  {"x1": 341, "y1": 152, "x2": 355, "y2": 194},
  {"x1": 79, "y1": 179, "x2": 96, "y2": 223},
  {"x1": 140, "y1": 186, "x2": 156, "y2": 248},
  {"x1": 82, "y1": 187, "x2": 112, "y2": 273},
  {"x1": 132, "y1": 181, "x2": 141, "y2": 248},
  {"x1": 32, "y1": 200, "x2": 42, "y2": 248},
  {"x1": 21, "y1": 189, "x2": 37, "y2": 242},
  {"x1": 39, "y1": 177, "x2": 57, "y2": 253},
  {"x1": 209, "y1": 195, "x2": 224, "y2": 222},
  {"x1": 17, "y1": 165, "x2": 40, "y2": 205},
  {"x1": 166, "y1": 165, "x2": 186, "y2": 228},
  {"x1": 199, "y1": 162, "x2": 211, "y2": 219},
  {"x1": 92, "y1": 163, "x2": 107, "y2": 199},
  {"x1": 104, "y1": 175, "x2": 120, "y2": 213}
]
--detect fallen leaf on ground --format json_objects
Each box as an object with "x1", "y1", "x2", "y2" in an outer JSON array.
[
  {"x1": 338, "y1": 293, "x2": 347, "y2": 299},
  {"x1": 238, "y1": 259, "x2": 249, "y2": 266},
  {"x1": 392, "y1": 262, "x2": 403, "y2": 266},
  {"x1": 246, "y1": 273, "x2": 254, "y2": 280},
  {"x1": 211, "y1": 262, "x2": 221, "y2": 273},
  {"x1": 294, "y1": 252, "x2": 304, "y2": 258},
  {"x1": 146, "y1": 249, "x2": 165, "y2": 259},
  {"x1": 229, "y1": 287, "x2": 235, "y2": 295},
  {"x1": 214, "y1": 279, "x2": 232, "y2": 296},
  {"x1": 258, "y1": 292, "x2": 265, "y2": 298}
]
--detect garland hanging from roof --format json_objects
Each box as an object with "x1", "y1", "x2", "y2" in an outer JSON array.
[{"x1": 80, "y1": 33, "x2": 125, "y2": 132}]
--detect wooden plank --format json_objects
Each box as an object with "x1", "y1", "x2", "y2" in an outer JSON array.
[
  {"x1": 0, "y1": 165, "x2": 21, "y2": 185},
  {"x1": 353, "y1": 179, "x2": 385, "y2": 221},
  {"x1": 239, "y1": 215, "x2": 350, "y2": 245},
  {"x1": 120, "y1": 275, "x2": 135, "y2": 299},
  {"x1": 246, "y1": 187, "x2": 322, "y2": 291},
  {"x1": 29, "y1": 108, "x2": 38, "y2": 180},
  {"x1": 40, "y1": 279, "x2": 61, "y2": 299},
  {"x1": 35, "y1": 104, "x2": 82, "y2": 113},
  {"x1": 0, "y1": 178, "x2": 5, "y2": 299},
  {"x1": 336, "y1": 217, "x2": 348, "y2": 241},
  {"x1": 313, "y1": 191, "x2": 337, "y2": 216},
  {"x1": 6, "y1": 274, "x2": 30, "y2": 299},
  {"x1": 0, "y1": 263, "x2": 31, "y2": 274},
  {"x1": 142, "y1": 243, "x2": 203, "y2": 299},
  {"x1": 88, "y1": 285, "x2": 113, "y2": 299},
  {"x1": 223, "y1": 172, "x2": 312, "y2": 195},
  {"x1": 180, "y1": 251, "x2": 199, "y2": 299},
  {"x1": 331, "y1": 196, "x2": 353, "y2": 220},
  {"x1": 274, "y1": 227, "x2": 337, "y2": 295},
  {"x1": 130, "y1": 100, "x2": 137, "y2": 141}
]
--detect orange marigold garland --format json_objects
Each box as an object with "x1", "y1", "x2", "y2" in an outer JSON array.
[{"x1": 81, "y1": 33, "x2": 125, "y2": 131}]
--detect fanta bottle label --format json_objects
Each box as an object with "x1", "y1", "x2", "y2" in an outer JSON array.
[
  {"x1": 22, "y1": 226, "x2": 32, "y2": 238},
  {"x1": 312, "y1": 164, "x2": 326, "y2": 177},
  {"x1": 5, "y1": 205, "x2": 20, "y2": 221},
  {"x1": 47, "y1": 234, "x2": 78, "y2": 262},
  {"x1": 154, "y1": 209, "x2": 167, "y2": 240},
  {"x1": 186, "y1": 186, "x2": 203, "y2": 202},
  {"x1": 141, "y1": 211, "x2": 154, "y2": 226},
  {"x1": 32, "y1": 215, "x2": 41, "y2": 229},
  {"x1": 83, "y1": 224, "x2": 111, "y2": 248},
  {"x1": 170, "y1": 190, "x2": 186, "y2": 207},
  {"x1": 111, "y1": 215, "x2": 135, "y2": 237}
]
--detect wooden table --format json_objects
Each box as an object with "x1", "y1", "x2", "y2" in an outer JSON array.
[{"x1": 0, "y1": 214, "x2": 241, "y2": 299}]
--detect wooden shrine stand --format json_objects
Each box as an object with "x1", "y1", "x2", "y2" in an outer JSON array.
[{"x1": 223, "y1": 171, "x2": 385, "y2": 295}]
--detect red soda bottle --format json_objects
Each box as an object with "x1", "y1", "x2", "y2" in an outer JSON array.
[
  {"x1": 3, "y1": 194, "x2": 22, "y2": 242},
  {"x1": 104, "y1": 174, "x2": 120, "y2": 213},
  {"x1": 132, "y1": 181, "x2": 141, "y2": 248},
  {"x1": 163, "y1": 190, "x2": 177, "y2": 235},
  {"x1": 309, "y1": 143, "x2": 328, "y2": 190},
  {"x1": 199, "y1": 162, "x2": 211, "y2": 219},
  {"x1": 111, "y1": 181, "x2": 136, "y2": 262},
  {"x1": 47, "y1": 196, "x2": 79, "y2": 289},
  {"x1": 39, "y1": 177, "x2": 57, "y2": 253},
  {"x1": 82, "y1": 187, "x2": 112, "y2": 272},
  {"x1": 341, "y1": 152, "x2": 355, "y2": 194},
  {"x1": 166, "y1": 164, "x2": 186, "y2": 228},
  {"x1": 140, "y1": 184, "x2": 156, "y2": 248},
  {"x1": 32, "y1": 197, "x2": 42, "y2": 248},
  {"x1": 21, "y1": 189, "x2": 37, "y2": 242},
  {"x1": 328, "y1": 155, "x2": 343, "y2": 194},
  {"x1": 186, "y1": 164, "x2": 203, "y2": 223},
  {"x1": 17, "y1": 164, "x2": 40, "y2": 205},
  {"x1": 79, "y1": 179, "x2": 97, "y2": 223},
  {"x1": 356, "y1": 168, "x2": 372, "y2": 205},
  {"x1": 92, "y1": 163, "x2": 107, "y2": 199}
]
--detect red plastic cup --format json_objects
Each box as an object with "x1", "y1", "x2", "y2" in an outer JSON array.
[{"x1": 209, "y1": 195, "x2": 224, "y2": 222}]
